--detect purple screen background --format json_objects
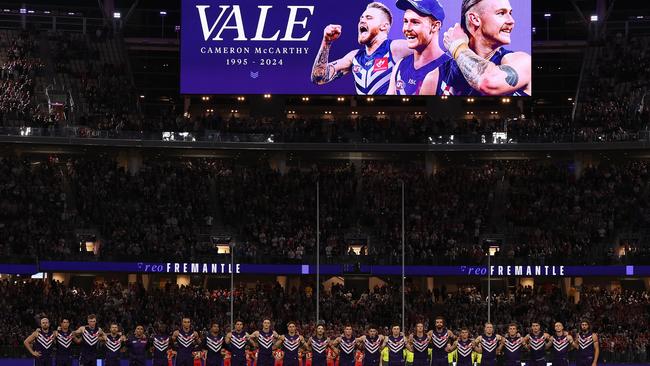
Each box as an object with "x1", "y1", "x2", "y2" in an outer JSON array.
[{"x1": 180, "y1": 0, "x2": 531, "y2": 95}]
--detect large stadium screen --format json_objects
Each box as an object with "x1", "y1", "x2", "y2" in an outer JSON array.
[{"x1": 180, "y1": 0, "x2": 532, "y2": 96}]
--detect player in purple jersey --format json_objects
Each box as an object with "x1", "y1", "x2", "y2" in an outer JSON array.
[
  {"x1": 24, "y1": 317, "x2": 57, "y2": 366},
  {"x1": 311, "y1": 2, "x2": 411, "y2": 95},
  {"x1": 357, "y1": 325, "x2": 384, "y2": 366},
  {"x1": 383, "y1": 324, "x2": 406, "y2": 366},
  {"x1": 388, "y1": 0, "x2": 452, "y2": 95},
  {"x1": 331, "y1": 325, "x2": 357, "y2": 366},
  {"x1": 572, "y1": 320, "x2": 599, "y2": 366},
  {"x1": 101, "y1": 323, "x2": 126, "y2": 366},
  {"x1": 152, "y1": 323, "x2": 173, "y2": 366},
  {"x1": 73, "y1": 314, "x2": 106, "y2": 366},
  {"x1": 446, "y1": 328, "x2": 474, "y2": 366},
  {"x1": 427, "y1": 316, "x2": 453, "y2": 366},
  {"x1": 546, "y1": 322, "x2": 574, "y2": 366},
  {"x1": 498, "y1": 323, "x2": 523, "y2": 366},
  {"x1": 227, "y1": 320, "x2": 252, "y2": 366},
  {"x1": 523, "y1": 322, "x2": 550, "y2": 366},
  {"x1": 442, "y1": 0, "x2": 531, "y2": 96},
  {"x1": 474, "y1": 323, "x2": 501, "y2": 366},
  {"x1": 55, "y1": 318, "x2": 74, "y2": 366},
  {"x1": 275, "y1": 322, "x2": 306, "y2": 366},
  {"x1": 308, "y1": 324, "x2": 330, "y2": 366},
  {"x1": 250, "y1": 319, "x2": 278, "y2": 366},
  {"x1": 203, "y1": 321, "x2": 225, "y2": 366},
  {"x1": 407, "y1": 322, "x2": 430, "y2": 366},
  {"x1": 173, "y1": 317, "x2": 200, "y2": 366},
  {"x1": 126, "y1": 325, "x2": 149, "y2": 366}
]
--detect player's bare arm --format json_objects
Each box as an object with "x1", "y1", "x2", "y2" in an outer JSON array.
[
  {"x1": 311, "y1": 25, "x2": 356, "y2": 85},
  {"x1": 389, "y1": 39, "x2": 413, "y2": 62},
  {"x1": 387, "y1": 58, "x2": 404, "y2": 95},
  {"x1": 444, "y1": 23, "x2": 530, "y2": 95},
  {"x1": 419, "y1": 69, "x2": 441, "y2": 95}
]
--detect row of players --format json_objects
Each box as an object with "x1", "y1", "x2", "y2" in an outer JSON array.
[{"x1": 24, "y1": 315, "x2": 599, "y2": 366}]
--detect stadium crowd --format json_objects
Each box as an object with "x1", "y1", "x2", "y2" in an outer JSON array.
[
  {"x1": 2, "y1": 156, "x2": 649, "y2": 265},
  {"x1": 1, "y1": 278, "x2": 648, "y2": 362}
]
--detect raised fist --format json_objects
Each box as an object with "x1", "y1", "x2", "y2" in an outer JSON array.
[{"x1": 323, "y1": 25, "x2": 342, "y2": 43}]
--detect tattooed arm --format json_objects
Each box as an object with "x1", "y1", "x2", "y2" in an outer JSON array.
[
  {"x1": 444, "y1": 23, "x2": 531, "y2": 95},
  {"x1": 311, "y1": 24, "x2": 355, "y2": 85}
]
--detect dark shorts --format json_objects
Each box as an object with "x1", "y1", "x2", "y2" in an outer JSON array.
[
  {"x1": 283, "y1": 358, "x2": 300, "y2": 366},
  {"x1": 129, "y1": 359, "x2": 146, "y2": 366},
  {"x1": 176, "y1": 356, "x2": 195, "y2": 366},
  {"x1": 577, "y1": 357, "x2": 594, "y2": 366},
  {"x1": 362, "y1": 358, "x2": 379, "y2": 366},
  {"x1": 79, "y1": 357, "x2": 97, "y2": 366},
  {"x1": 153, "y1": 359, "x2": 169, "y2": 366},
  {"x1": 206, "y1": 355, "x2": 224, "y2": 366},
  {"x1": 552, "y1": 359, "x2": 569, "y2": 366},
  {"x1": 430, "y1": 358, "x2": 448, "y2": 366},
  {"x1": 55, "y1": 357, "x2": 72, "y2": 366},
  {"x1": 388, "y1": 361, "x2": 404, "y2": 366},
  {"x1": 527, "y1": 359, "x2": 547, "y2": 366},
  {"x1": 411, "y1": 360, "x2": 429, "y2": 366},
  {"x1": 105, "y1": 359, "x2": 121, "y2": 366},
  {"x1": 481, "y1": 359, "x2": 496, "y2": 366},
  {"x1": 34, "y1": 358, "x2": 53, "y2": 366}
]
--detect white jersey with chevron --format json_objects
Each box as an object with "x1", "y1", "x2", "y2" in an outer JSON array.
[{"x1": 351, "y1": 40, "x2": 394, "y2": 95}]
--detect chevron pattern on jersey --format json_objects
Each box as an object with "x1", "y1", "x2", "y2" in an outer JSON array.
[{"x1": 154, "y1": 337, "x2": 169, "y2": 352}]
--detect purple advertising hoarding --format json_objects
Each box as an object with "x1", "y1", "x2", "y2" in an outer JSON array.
[{"x1": 180, "y1": 0, "x2": 532, "y2": 95}]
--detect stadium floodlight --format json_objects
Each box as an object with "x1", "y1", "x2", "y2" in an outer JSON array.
[
  {"x1": 160, "y1": 11, "x2": 167, "y2": 16},
  {"x1": 544, "y1": 13, "x2": 551, "y2": 18},
  {"x1": 590, "y1": 15, "x2": 598, "y2": 22},
  {"x1": 19, "y1": 8, "x2": 26, "y2": 14},
  {"x1": 113, "y1": 12, "x2": 121, "y2": 19}
]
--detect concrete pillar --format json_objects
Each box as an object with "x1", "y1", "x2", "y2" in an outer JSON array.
[
  {"x1": 644, "y1": 278, "x2": 650, "y2": 291},
  {"x1": 128, "y1": 274, "x2": 137, "y2": 284}
]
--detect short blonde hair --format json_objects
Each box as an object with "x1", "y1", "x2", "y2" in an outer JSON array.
[{"x1": 367, "y1": 2, "x2": 393, "y2": 26}]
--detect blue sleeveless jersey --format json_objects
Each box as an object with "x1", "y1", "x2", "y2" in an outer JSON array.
[
  {"x1": 204, "y1": 333, "x2": 224, "y2": 363},
  {"x1": 177, "y1": 329, "x2": 197, "y2": 358},
  {"x1": 528, "y1": 332, "x2": 546, "y2": 361},
  {"x1": 503, "y1": 335, "x2": 523, "y2": 361},
  {"x1": 34, "y1": 329, "x2": 55, "y2": 359},
  {"x1": 338, "y1": 335, "x2": 356, "y2": 366},
  {"x1": 577, "y1": 332, "x2": 596, "y2": 360},
  {"x1": 56, "y1": 330, "x2": 74, "y2": 358},
  {"x1": 456, "y1": 339, "x2": 473, "y2": 365},
  {"x1": 105, "y1": 334, "x2": 123, "y2": 360},
  {"x1": 229, "y1": 331, "x2": 249, "y2": 363},
  {"x1": 153, "y1": 335, "x2": 171, "y2": 361},
  {"x1": 411, "y1": 334, "x2": 429, "y2": 362},
  {"x1": 480, "y1": 334, "x2": 498, "y2": 360},
  {"x1": 257, "y1": 331, "x2": 275, "y2": 359},
  {"x1": 311, "y1": 336, "x2": 328, "y2": 366},
  {"x1": 430, "y1": 328, "x2": 450, "y2": 360},
  {"x1": 552, "y1": 334, "x2": 570, "y2": 360},
  {"x1": 394, "y1": 53, "x2": 452, "y2": 95},
  {"x1": 127, "y1": 336, "x2": 148, "y2": 361},
  {"x1": 441, "y1": 47, "x2": 529, "y2": 96},
  {"x1": 387, "y1": 335, "x2": 405, "y2": 364},
  {"x1": 282, "y1": 334, "x2": 301, "y2": 362},
  {"x1": 362, "y1": 336, "x2": 381, "y2": 365},
  {"x1": 351, "y1": 40, "x2": 395, "y2": 95},
  {"x1": 80, "y1": 327, "x2": 100, "y2": 359}
]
